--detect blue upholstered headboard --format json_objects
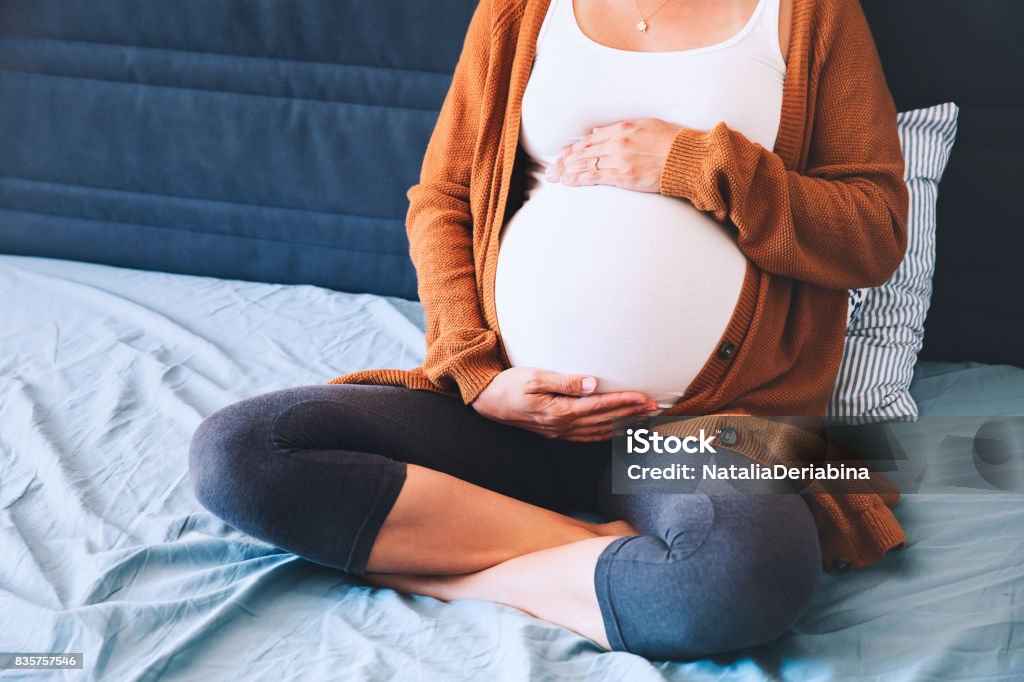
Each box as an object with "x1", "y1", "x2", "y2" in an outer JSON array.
[
  {"x1": 0, "y1": 0, "x2": 481, "y2": 300},
  {"x1": 2, "y1": 1, "x2": 1022, "y2": 366}
]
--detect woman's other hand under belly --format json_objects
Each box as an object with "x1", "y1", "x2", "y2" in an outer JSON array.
[{"x1": 470, "y1": 367, "x2": 659, "y2": 442}]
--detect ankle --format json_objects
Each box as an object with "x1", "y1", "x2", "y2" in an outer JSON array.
[{"x1": 593, "y1": 519, "x2": 640, "y2": 537}]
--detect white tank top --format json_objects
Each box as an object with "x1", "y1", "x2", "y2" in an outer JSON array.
[{"x1": 494, "y1": 0, "x2": 786, "y2": 409}]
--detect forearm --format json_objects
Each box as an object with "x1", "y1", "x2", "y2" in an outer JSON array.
[
  {"x1": 406, "y1": 188, "x2": 506, "y2": 404},
  {"x1": 659, "y1": 122, "x2": 908, "y2": 290},
  {"x1": 401, "y1": 0, "x2": 506, "y2": 405},
  {"x1": 658, "y1": 0, "x2": 910, "y2": 291}
]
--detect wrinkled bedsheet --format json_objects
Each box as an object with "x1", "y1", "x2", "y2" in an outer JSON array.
[{"x1": 1, "y1": 254, "x2": 1022, "y2": 681}]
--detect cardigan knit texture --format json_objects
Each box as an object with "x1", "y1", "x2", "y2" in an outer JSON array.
[{"x1": 326, "y1": 0, "x2": 911, "y2": 574}]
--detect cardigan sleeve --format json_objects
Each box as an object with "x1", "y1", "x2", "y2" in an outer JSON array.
[
  {"x1": 657, "y1": 0, "x2": 910, "y2": 290},
  {"x1": 404, "y1": 0, "x2": 507, "y2": 405}
]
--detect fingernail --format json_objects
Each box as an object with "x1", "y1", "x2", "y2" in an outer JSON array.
[{"x1": 581, "y1": 377, "x2": 596, "y2": 392}]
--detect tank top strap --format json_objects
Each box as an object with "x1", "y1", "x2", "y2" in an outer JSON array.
[
  {"x1": 533, "y1": 0, "x2": 564, "y2": 58},
  {"x1": 745, "y1": 0, "x2": 786, "y2": 67}
]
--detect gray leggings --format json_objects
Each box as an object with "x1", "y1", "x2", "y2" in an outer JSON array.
[{"x1": 188, "y1": 384, "x2": 822, "y2": 661}]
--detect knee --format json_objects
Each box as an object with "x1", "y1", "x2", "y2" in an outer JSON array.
[
  {"x1": 718, "y1": 531, "x2": 821, "y2": 650},
  {"x1": 696, "y1": 497, "x2": 822, "y2": 654},
  {"x1": 187, "y1": 397, "x2": 274, "y2": 522},
  {"x1": 610, "y1": 497, "x2": 821, "y2": 660}
]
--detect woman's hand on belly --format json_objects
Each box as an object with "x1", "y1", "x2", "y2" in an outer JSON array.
[
  {"x1": 545, "y1": 117, "x2": 686, "y2": 194},
  {"x1": 470, "y1": 367, "x2": 660, "y2": 442}
]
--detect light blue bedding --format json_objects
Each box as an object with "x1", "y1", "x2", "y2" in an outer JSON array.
[{"x1": 2, "y1": 254, "x2": 1022, "y2": 681}]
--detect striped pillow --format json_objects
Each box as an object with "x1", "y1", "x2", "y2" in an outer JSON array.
[{"x1": 828, "y1": 102, "x2": 959, "y2": 423}]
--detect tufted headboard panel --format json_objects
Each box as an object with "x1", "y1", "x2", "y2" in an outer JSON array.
[
  {"x1": 0, "y1": 0, "x2": 483, "y2": 300},
  {"x1": 1, "y1": 1, "x2": 1021, "y2": 365}
]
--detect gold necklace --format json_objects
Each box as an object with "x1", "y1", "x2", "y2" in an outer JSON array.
[{"x1": 632, "y1": 0, "x2": 676, "y2": 32}]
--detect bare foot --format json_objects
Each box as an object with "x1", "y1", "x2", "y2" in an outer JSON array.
[
  {"x1": 361, "y1": 517, "x2": 640, "y2": 649},
  {"x1": 594, "y1": 519, "x2": 640, "y2": 537},
  {"x1": 362, "y1": 517, "x2": 639, "y2": 601},
  {"x1": 362, "y1": 572, "x2": 463, "y2": 602},
  {"x1": 362, "y1": 534, "x2": 628, "y2": 650}
]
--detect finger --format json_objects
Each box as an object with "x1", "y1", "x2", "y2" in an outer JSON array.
[
  {"x1": 552, "y1": 390, "x2": 656, "y2": 414},
  {"x1": 560, "y1": 120, "x2": 640, "y2": 160},
  {"x1": 564, "y1": 136, "x2": 592, "y2": 157},
  {"x1": 561, "y1": 432, "x2": 614, "y2": 443},
  {"x1": 529, "y1": 424, "x2": 571, "y2": 440},
  {"x1": 525, "y1": 370, "x2": 603, "y2": 397},
  {"x1": 545, "y1": 151, "x2": 585, "y2": 182},
  {"x1": 551, "y1": 133, "x2": 620, "y2": 182},
  {"x1": 562, "y1": 412, "x2": 654, "y2": 441},
  {"x1": 558, "y1": 148, "x2": 620, "y2": 187},
  {"x1": 575, "y1": 412, "x2": 651, "y2": 435},
  {"x1": 558, "y1": 131, "x2": 597, "y2": 159},
  {"x1": 563, "y1": 166, "x2": 625, "y2": 188},
  {"x1": 559, "y1": 424, "x2": 621, "y2": 442},
  {"x1": 566, "y1": 153, "x2": 597, "y2": 173},
  {"x1": 560, "y1": 403, "x2": 656, "y2": 429},
  {"x1": 554, "y1": 397, "x2": 655, "y2": 424},
  {"x1": 556, "y1": 133, "x2": 605, "y2": 163},
  {"x1": 563, "y1": 138, "x2": 612, "y2": 168},
  {"x1": 581, "y1": 123, "x2": 620, "y2": 146},
  {"x1": 547, "y1": 153, "x2": 565, "y2": 180}
]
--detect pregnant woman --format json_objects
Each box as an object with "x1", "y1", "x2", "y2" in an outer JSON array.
[{"x1": 189, "y1": 0, "x2": 909, "y2": 661}]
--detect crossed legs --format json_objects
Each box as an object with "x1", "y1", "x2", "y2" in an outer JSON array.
[{"x1": 188, "y1": 384, "x2": 822, "y2": 660}]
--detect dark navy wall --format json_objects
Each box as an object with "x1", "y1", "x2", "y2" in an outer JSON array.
[
  {"x1": 0, "y1": 0, "x2": 482, "y2": 299},
  {"x1": 861, "y1": 0, "x2": 1024, "y2": 366}
]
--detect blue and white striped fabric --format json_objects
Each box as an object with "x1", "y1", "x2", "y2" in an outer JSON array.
[{"x1": 828, "y1": 102, "x2": 959, "y2": 423}]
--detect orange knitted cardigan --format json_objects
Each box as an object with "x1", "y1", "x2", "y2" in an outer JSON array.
[{"x1": 326, "y1": 0, "x2": 911, "y2": 574}]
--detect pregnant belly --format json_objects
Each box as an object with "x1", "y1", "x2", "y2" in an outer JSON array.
[{"x1": 494, "y1": 183, "x2": 748, "y2": 409}]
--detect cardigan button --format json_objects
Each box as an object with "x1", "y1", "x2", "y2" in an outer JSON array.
[
  {"x1": 719, "y1": 427, "x2": 738, "y2": 446},
  {"x1": 717, "y1": 341, "x2": 736, "y2": 360},
  {"x1": 832, "y1": 556, "x2": 852, "y2": 572}
]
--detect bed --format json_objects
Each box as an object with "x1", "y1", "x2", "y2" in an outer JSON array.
[
  {"x1": 2, "y1": 0, "x2": 1023, "y2": 679},
  {"x1": 2, "y1": 253, "x2": 1023, "y2": 680}
]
